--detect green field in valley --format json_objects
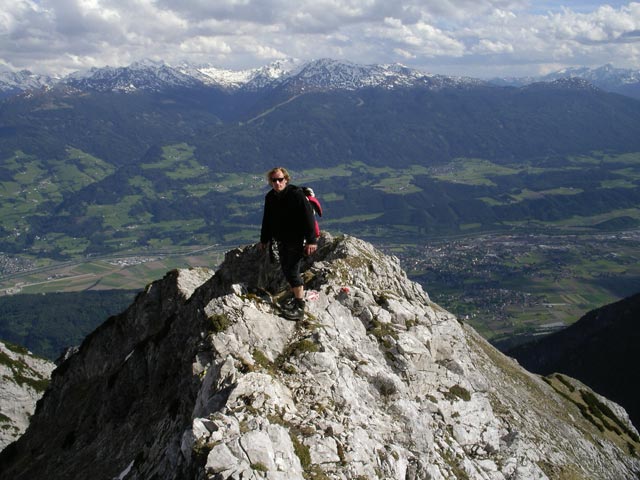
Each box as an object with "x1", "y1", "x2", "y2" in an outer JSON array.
[
  {"x1": 1, "y1": 151, "x2": 640, "y2": 354},
  {"x1": 0, "y1": 246, "x2": 225, "y2": 296}
]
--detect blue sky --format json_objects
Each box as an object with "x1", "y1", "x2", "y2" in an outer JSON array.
[{"x1": 1, "y1": 1, "x2": 639, "y2": 78}]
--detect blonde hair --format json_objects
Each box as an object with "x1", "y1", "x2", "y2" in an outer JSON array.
[{"x1": 266, "y1": 167, "x2": 290, "y2": 183}]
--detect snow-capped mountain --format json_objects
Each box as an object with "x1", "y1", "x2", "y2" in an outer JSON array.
[
  {"x1": 0, "y1": 67, "x2": 55, "y2": 97},
  {"x1": 64, "y1": 59, "x2": 203, "y2": 92},
  {"x1": 542, "y1": 64, "x2": 640, "y2": 87},
  {"x1": 491, "y1": 64, "x2": 640, "y2": 99},
  {"x1": 3, "y1": 59, "x2": 640, "y2": 98},
  {"x1": 0, "y1": 58, "x2": 483, "y2": 97},
  {"x1": 522, "y1": 77, "x2": 600, "y2": 92},
  {"x1": 174, "y1": 57, "x2": 305, "y2": 90},
  {"x1": 278, "y1": 58, "x2": 482, "y2": 91},
  {"x1": 63, "y1": 57, "x2": 481, "y2": 93}
]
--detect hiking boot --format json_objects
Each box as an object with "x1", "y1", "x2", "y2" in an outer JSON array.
[
  {"x1": 279, "y1": 297, "x2": 296, "y2": 311},
  {"x1": 282, "y1": 299, "x2": 305, "y2": 321}
]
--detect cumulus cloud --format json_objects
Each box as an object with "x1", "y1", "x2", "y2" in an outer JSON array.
[
  {"x1": 1, "y1": 0, "x2": 639, "y2": 77},
  {"x1": 373, "y1": 18, "x2": 465, "y2": 57},
  {"x1": 450, "y1": 1, "x2": 640, "y2": 75}
]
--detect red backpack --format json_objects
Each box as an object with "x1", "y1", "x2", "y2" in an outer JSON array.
[{"x1": 302, "y1": 187, "x2": 323, "y2": 238}]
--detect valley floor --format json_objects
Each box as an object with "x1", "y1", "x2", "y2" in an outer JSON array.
[
  {"x1": 383, "y1": 229, "x2": 640, "y2": 349},
  {"x1": 1, "y1": 230, "x2": 639, "y2": 352}
]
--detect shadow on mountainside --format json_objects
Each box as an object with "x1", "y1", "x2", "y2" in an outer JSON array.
[{"x1": 507, "y1": 291, "x2": 640, "y2": 431}]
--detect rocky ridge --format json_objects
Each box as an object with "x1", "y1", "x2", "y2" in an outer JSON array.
[
  {"x1": 0, "y1": 341, "x2": 54, "y2": 450},
  {"x1": 0, "y1": 234, "x2": 638, "y2": 479},
  {"x1": 61, "y1": 58, "x2": 480, "y2": 93},
  {"x1": 1, "y1": 58, "x2": 482, "y2": 96},
  {"x1": 0, "y1": 67, "x2": 54, "y2": 98}
]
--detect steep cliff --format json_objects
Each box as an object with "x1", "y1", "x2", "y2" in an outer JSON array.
[
  {"x1": 508, "y1": 292, "x2": 640, "y2": 430},
  {"x1": 1, "y1": 234, "x2": 638, "y2": 480},
  {"x1": 0, "y1": 341, "x2": 54, "y2": 451}
]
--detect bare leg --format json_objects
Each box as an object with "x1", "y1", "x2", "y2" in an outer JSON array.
[{"x1": 292, "y1": 285, "x2": 304, "y2": 300}]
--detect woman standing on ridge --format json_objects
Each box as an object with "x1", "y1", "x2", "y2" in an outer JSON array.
[{"x1": 258, "y1": 167, "x2": 317, "y2": 320}]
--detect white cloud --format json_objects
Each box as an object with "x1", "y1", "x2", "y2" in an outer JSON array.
[
  {"x1": 472, "y1": 39, "x2": 514, "y2": 54},
  {"x1": 441, "y1": 1, "x2": 640, "y2": 75},
  {"x1": 1, "y1": 0, "x2": 640, "y2": 77},
  {"x1": 548, "y1": 4, "x2": 640, "y2": 43}
]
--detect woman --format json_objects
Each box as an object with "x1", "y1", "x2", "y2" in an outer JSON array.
[{"x1": 258, "y1": 167, "x2": 317, "y2": 320}]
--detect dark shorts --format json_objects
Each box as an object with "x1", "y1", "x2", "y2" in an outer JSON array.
[{"x1": 277, "y1": 240, "x2": 305, "y2": 287}]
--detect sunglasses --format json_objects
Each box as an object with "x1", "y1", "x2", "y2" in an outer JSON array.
[{"x1": 271, "y1": 177, "x2": 286, "y2": 183}]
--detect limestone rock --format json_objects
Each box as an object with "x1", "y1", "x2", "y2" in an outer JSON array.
[
  {"x1": 0, "y1": 234, "x2": 638, "y2": 480},
  {"x1": 0, "y1": 341, "x2": 54, "y2": 451}
]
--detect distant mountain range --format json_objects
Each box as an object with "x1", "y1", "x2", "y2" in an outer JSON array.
[
  {"x1": 490, "y1": 64, "x2": 640, "y2": 99},
  {"x1": 0, "y1": 68, "x2": 55, "y2": 98},
  {"x1": 0, "y1": 58, "x2": 481, "y2": 98},
  {"x1": 2, "y1": 57, "x2": 640, "y2": 257},
  {"x1": 2, "y1": 58, "x2": 639, "y2": 98}
]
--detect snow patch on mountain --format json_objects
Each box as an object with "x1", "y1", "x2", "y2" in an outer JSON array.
[
  {"x1": 545, "y1": 64, "x2": 640, "y2": 86},
  {"x1": 0, "y1": 67, "x2": 55, "y2": 96},
  {"x1": 3, "y1": 59, "x2": 640, "y2": 97},
  {"x1": 64, "y1": 59, "x2": 203, "y2": 92},
  {"x1": 0, "y1": 58, "x2": 483, "y2": 95},
  {"x1": 490, "y1": 64, "x2": 640, "y2": 97}
]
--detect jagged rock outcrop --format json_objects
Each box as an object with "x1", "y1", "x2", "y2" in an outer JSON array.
[
  {"x1": 0, "y1": 234, "x2": 638, "y2": 479},
  {"x1": 0, "y1": 341, "x2": 54, "y2": 451}
]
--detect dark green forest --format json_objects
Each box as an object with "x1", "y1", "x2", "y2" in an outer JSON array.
[{"x1": 0, "y1": 290, "x2": 136, "y2": 360}]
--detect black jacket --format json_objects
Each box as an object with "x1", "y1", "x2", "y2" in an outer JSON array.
[{"x1": 260, "y1": 184, "x2": 317, "y2": 244}]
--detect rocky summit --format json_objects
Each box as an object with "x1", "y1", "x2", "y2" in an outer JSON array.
[{"x1": 1, "y1": 234, "x2": 638, "y2": 480}]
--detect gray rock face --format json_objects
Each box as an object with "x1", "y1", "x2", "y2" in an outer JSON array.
[
  {"x1": 0, "y1": 341, "x2": 54, "y2": 451},
  {"x1": 1, "y1": 234, "x2": 638, "y2": 479}
]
